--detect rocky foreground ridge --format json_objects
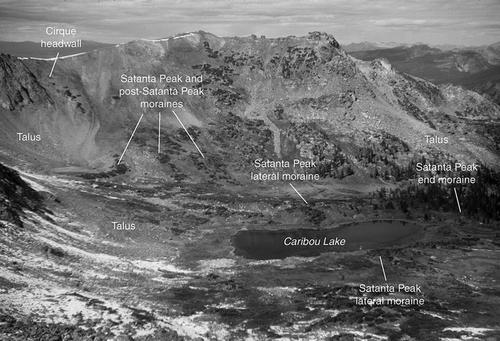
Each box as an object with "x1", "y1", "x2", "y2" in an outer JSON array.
[{"x1": 0, "y1": 163, "x2": 43, "y2": 227}]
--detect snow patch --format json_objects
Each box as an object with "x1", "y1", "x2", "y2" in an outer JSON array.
[
  {"x1": 198, "y1": 258, "x2": 235, "y2": 270},
  {"x1": 443, "y1": 327, "x2": 495, "y2": 335},
  {"x1": 131, "y1": 260, "x2": 192, "y2": 274},
  {"x1": 19, "y1": 175, "x2": 54, "y2": 194}
]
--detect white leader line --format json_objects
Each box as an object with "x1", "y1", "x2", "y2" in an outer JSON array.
[
  {"x1": 379, "y1": 256, "x2": 387, "y2": 281},
  {"x1": 158, "y1": 112, "x2": 161, "y2": 154},
  {"x1": 118, "y1": 114, "x2": 144, "y2": 165},
  {"x1": 289, "y1": 183, "x2": 308, "y2": 205},
  {"x1": 453, "y1": 187, "x2": 462, "y2": 213},
  {"x1": 49, "y1": 52, "x2": 59, "y2": 78},
  {"x1": 172, "y1": 110, "x2": 205, "y2": 158}
]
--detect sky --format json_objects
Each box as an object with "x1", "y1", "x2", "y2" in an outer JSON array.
[{"x1": 0, "y1": 0, "x2": 499, "y2": 46}]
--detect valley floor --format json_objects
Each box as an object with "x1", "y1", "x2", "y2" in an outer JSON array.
[{"x1": 1, "y1": 170, "x2": 500, "y2": 341}]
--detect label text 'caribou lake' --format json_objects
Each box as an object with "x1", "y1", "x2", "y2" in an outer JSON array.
[{"x1": 231, "y1": 220, "x2": 423, "y2": 260}]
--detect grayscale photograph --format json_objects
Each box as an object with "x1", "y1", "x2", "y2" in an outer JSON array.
[{"x1": 0, "y1": 0, "x2": 499, "y2": 340}]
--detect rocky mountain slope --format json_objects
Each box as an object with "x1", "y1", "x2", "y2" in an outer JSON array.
[
  {"x1": 348, "y1": 42, "x2": 500, "y2": 105},
  {"x1": 1, "y1": 31, "x2": 499, "y2": 178}
]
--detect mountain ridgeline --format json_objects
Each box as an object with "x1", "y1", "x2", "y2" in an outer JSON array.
[
  {"x1": 1, "y1": 31, "x2": 500, "y2": 220},
  {"x1": 346, "y1": 42, "x2": 500, "y2": 105}
]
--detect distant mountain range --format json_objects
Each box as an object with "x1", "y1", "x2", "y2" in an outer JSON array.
[
  {"x1": 344, "y1": 42, "x2": 500, "y2": 105},
  {"x1": 0, "y1": 40, "x2": 113, "y2": 58},
  {"x1": 342, "y1": 42, "x2": 470, "y2": 52},
  {"x1": 342, "y1": 41, "x2": 411, "y2": 52}
]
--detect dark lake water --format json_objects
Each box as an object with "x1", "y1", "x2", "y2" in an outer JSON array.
[{"x1": 231, "y1": 220, "x2": 423, "y2": 260}]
